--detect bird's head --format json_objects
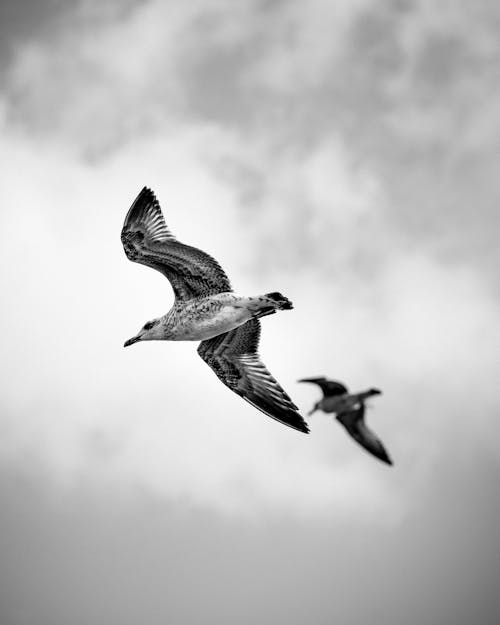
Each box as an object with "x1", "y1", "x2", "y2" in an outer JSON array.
[
  {"x1": 369, "y1": 388, "x2": 382, "y2": 396},
  {"x1": 124, "y1": 318, "x2": 163, "y2": 347}
]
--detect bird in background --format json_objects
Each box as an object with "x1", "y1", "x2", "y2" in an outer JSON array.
[
  {"x1": 121, "y1": 187, "x2": 309, "y2": 434},
  {"x1": 300, "y1": 377, "x2": 381, "y2": 417},
  {"x1": 299, "y1": 377, "x2": 392, "y2": 464}
]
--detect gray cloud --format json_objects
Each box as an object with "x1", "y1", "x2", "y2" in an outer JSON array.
[
  {"x1": 0, "y1": 1, "x2": 499, "y2": 624},
  {"x1": 0, "y1": 0, "x2": 69, "y2": 76},
  {"x1": 1, "y1": 453, "x2": 499, "y2": 625},
  {"x1": 4, "y1": 0, "x2": 499, "y2": 280}
]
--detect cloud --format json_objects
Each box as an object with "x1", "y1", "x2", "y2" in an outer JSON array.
[
  {"x1": 0, "y1": 2, "x2": 500, "y2": 624},
  {"x1": 0, "y1": 112, "x2": 498, "y2": 529},
  {"x1": 0, "y1": 0, "x2": 499, "y2": 528},
  {"x1": 0, "y1": 128, "x2": 405, "y2": 523}
]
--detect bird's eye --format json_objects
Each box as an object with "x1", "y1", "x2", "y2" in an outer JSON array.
[{"x1": 144, "y1": 321, "x2": 155, "y2": 331}]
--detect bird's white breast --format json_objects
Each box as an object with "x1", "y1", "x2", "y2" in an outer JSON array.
[{"x1": 170, "y1": 293, "x2": 254, "y2": 341}]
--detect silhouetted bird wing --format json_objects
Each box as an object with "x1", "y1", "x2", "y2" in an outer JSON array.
[
  {"x1": 198, "y1": 319, "x2": 309, "y2": 434},
  {"x1": 121, "y1": 187, "x2": 232, "y2": 301},
  {"x1": 299, "y1": 377, "x2": 349, "y2": 397},
  {"x1": 336, "y1": 404, "x2": 393, "y2": 465}
]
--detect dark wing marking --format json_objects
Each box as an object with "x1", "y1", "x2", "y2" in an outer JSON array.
[
  {"x1": 121, "y1": 187, "x2": 232, "y2": 301},
  {"x1": 198, "y1": 319, "x2": 309, "y2": 434},
  {"x1": 336, "y1": 404, "x2": 393, "y2": 465},
  {"x1": 299, "y1": 377, "x2": 348, "y2": 397}
]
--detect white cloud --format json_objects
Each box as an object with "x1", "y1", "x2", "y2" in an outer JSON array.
[
  {"x1": 0, "y1": 0, "x2": 499, "y2": 531},
  {"x1": 1, "y1": 110, "x2": 497, "y2": 526},
  {"x1": 0, "y1": 117, "x2": 406, "y2": 524},
  {"x1": 245, "y1": 0, "x2": 373, "y2": 91}
]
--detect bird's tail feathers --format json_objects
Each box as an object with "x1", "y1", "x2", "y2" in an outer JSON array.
[
  {"x1": 355, "y1": 389, "x2": 382, "y2": 401},
  {"x1": 246, "y1": 292, "x2": 294, "y2": 320},
  {"x1": 263, "y1": 291, "x2": 293, "y2": 310}
]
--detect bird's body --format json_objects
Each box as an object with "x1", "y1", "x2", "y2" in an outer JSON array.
[
  {"x1": 162, "y1": 292, "x2": 248, "y2": 341},
  {"x1": 313, "y1": 389, "x2": 381, "y2": 416},
  {"x1": 132, "y1": 292, "x2": 291, "y2": 343},
  {"x1": 121, "y1": 187, "x2": 308, "y2": 434},
  {"x1": 299, "y1": 377, "x2": 392, "y2": 464}
]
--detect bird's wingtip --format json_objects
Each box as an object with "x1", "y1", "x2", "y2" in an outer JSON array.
[
  {"x1": 138, "y1": 185, "x2": 155, "y2": 198},
  {"x1": 273, "y1": 407, "x2": 310, "y2": 434},
  {"x1": 298, "y1": 420, "x2": 310, "y2": 434},
  {"x1": 278, "y1": 412, "x2": 310, "y2": 434},
  {"x1": 379, "y1": 451, "x2": 393, "y2": 465}
]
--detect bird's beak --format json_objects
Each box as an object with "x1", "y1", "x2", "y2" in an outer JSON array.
[{"x1": 124, "y1": 335, "x2": 141, "y2": 347}]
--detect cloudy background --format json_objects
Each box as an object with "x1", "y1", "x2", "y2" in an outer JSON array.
[{"x1": 0, "y1": 0, "x2": 499, "y2": 623}]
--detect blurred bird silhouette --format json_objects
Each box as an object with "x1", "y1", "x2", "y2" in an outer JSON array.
[
  {"x1": 299, "y1": 377, "x2": 392, "y2": 464},
  {"x1": 121, "y1": 187, "x2": 308, "y2": 433}
]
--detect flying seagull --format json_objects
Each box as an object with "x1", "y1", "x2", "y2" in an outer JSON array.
[
  {"x1": 299, "y1": 377, "x2": 392, "y2": 464},
  {"x1": 121, "y1": 187, "x2": 308, "y2": 434}
]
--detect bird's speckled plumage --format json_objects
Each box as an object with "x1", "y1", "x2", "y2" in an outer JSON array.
[
  {"x1": 122, "y1": 187, "x2": 308, "y2": 434},
  {"x1": 121, "y1": 187, "x2": 231, "y2": 301},
  {"x1": 198, "y1": 319, "x2": 306, "y2": 433}
]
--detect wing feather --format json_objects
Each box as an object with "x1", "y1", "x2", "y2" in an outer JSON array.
[
  {"x1": 299, "y1": 377, "x2": 349, "y2": 397},
  {"x1": 337, "y1": 405, "x2": 393, "y2": 465},
  {"x1": 198, "y1": 319, "x2": 309, "y2": 433},
  {"x1": 121, "y1": 187, "x2": 232, "y2": 301}
]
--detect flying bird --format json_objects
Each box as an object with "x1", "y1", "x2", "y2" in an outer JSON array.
[
  {"x1": 299, "y1": 377, "x2": 392, "y2": 464},
  {"x1": 121, "y1": 187, "x2": 308, "y2": 434}
]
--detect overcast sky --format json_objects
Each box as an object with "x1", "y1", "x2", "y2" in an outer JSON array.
[{"x1": 0, "y1": 1, "x2": 499, "y2": 624}]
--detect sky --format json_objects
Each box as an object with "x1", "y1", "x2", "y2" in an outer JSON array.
[{"x1": 0, "y1": 0, "x2": 499, "y2": 623}]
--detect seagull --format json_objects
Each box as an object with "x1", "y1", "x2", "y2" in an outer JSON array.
[
  {"x1": 121, "y1": 187, "x2": 308, "y2": 434},
  {"x1": 299, "y1": 377, "x2": 381, "y2": 416},
  {"x1": 299, "y1": 377, "x2": 392, "y2": 464}
]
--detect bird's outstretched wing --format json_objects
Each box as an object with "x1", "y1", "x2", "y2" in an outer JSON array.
[
  {"x1": 121, "y1": 187, "x2": 232, "y2": 301},
  {"x1": 299, "y1": 377, "x2": 348, "y2": 397},
  {"x1": 336, "y1": 404, "x2": 392, "y2": 465},
  {"x1": 198, "y1": 319, "x2": 309, "y2": 434}
]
